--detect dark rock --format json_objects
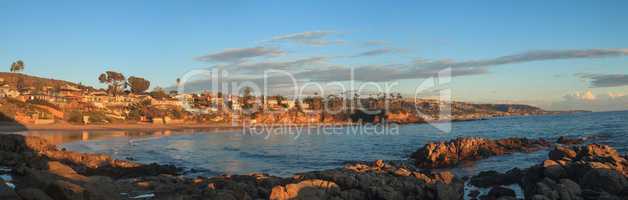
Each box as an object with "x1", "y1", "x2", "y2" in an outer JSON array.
[
  {"x1": 17, "y1": 188, "x2": 53, "y2": 200},
  {"x1": 548, "y1": 145, "x2": 577, "y2": 161},
  {"x1": 580, "y1": 168, "x2": 627, "y2": 195},
  {"x1": 44, "y1": 180, "x2": 86, "y2": 200},
  {"x1": 522, "y1": 143, "x2": 628, "y2": 200},
  {"x1": 0, "y1": 179, "x2": 20, "y2": 200},
  {"x1": 556, "y1": 136, "x2": 584, "y2": 145},
  {"x1": 542, "y1": 160, "x2": 567, "y2": 180},
  {"x1": 470, "y1": 168, "x2": 523, "y2": 188},
  {"x1": 469, "y1": 189, "x2": 480, "y2": 198},
  {"x1": 479, "y1": 186, "x2": 516, "y2": 200},
  {"x1": 557, "y1": 179, "x2": 581, "y2": 200}
]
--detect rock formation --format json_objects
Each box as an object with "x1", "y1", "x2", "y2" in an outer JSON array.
[
  {"x1": 520, "y1": 144, "x2": 628, "y2": 200},
  {"x1": 411, "y1": 137, "x2": 550, "y2": 168},
  {"x1": 468, "y1": 143, "x2": 628, "y2": 200},
  {"x1": 0, "y1": 134, "x2": 465, "y2": 199}
]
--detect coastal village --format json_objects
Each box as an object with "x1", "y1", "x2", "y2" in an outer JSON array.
[{"x1": 0, "y1": 61, "x2": 560, "y2": 127}]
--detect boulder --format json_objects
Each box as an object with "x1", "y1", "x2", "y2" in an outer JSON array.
[
  {"x1": 557, "y1": 179, "x2": 581, "y2": 200},
  {"x1": 44, "y1": 180, "x2": 86, "y2": 200},
  {"x1": 269, "y1": 179, "x2": 339, "y2": 200},
  {"x1": 542, "y1": 160, "x2": 567, "y2": 180},
  {"x1": 17, "y1": 188, "x2": 53, "y2": 200},
  {"x1": 468, "y1": 189, "x2": 480, "y2": 198},
  {"x1": 549, "y1": 146, "x2": 577, "y2": 161},
  {"x1": 480, "y1": 186, "x2": 516, "y2": 200},
  {"x1": 46, "y1": 161, "x2": 87, "y2": 182},
  {"x1": 580, "y1": 168, "x2": 627, "y2": 195},
  {"x1": 470, "y1": 168, "x2": 523, "y2": 188},
  {"x1": 521, "y1": 143, "x2": 628, "y2": 200},
  {"x1": 0, "y1": 179, "x2": 20, "y2": 200}
]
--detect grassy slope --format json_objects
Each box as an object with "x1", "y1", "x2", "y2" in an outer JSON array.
[{"x1": 0, "y1": 72, "x2": 95, "y2": 91}]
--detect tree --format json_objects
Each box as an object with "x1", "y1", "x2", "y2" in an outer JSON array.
[
  {"x1": 10, "y1": 60, "x2": 24, "y2": 72},
  {"x1": 98, "y1": 71, "x2": 125, "y2": 96},
  {"x1": 241, "y1": 87, "x2": 254, "y2": 110},
  {"x1": 16, "y1": 77, "x2": 25, "y2": 91},
  {"x1": 148, "y1": 87, "x2": 169, "y2": 100},
  {"x1": 127, "y1": 76, "x2": 150, "y2": 94}
]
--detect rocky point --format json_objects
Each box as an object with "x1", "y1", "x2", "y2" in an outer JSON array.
[{"x1": 411, "y1": 137, "x2": 550, "y2": 168}]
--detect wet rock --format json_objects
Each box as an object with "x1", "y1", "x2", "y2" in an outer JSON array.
[
  {"x1": 17, "y1": 188, "x2": 53, "y2": 200},
  {"x1": 0, "y1": 134, "x2": 468, "y2": 200},
  {"x1": 392, "y1": 167, "x2": 411, "y2": 177},
  {"x1": 0, "y1": 179, "x2": 21, "y2": 200},
  {"x1": 469, "y1": 189, "x2": 480, "y2": 198},
  {"x1": 83, "y1": 176, "x2": 119, "y2": 200},
  {"x1": 412, "y1": 137, "x2": 549, "y2": 168},
  {"x1": 46, "y1": 161, "x2": 87, "y2": 182},
  {"x1": 480, "y1": 186, "x2": 516, "y2": 200},
  {"x1": 520, "y1": 143, "x2": 628, "y2": 200},
  {"x1": 45, "y1": 180, "x2": 86, "y2": 200},
  {"x1": 374, "y1": 160, "x2": 385, "y2": 169},
  {"x1": 542, "y1": 160, "x2": 567, "y2": 179},
  {"x1": 574, "y1": 144, "x2": 627, "y2": 176},
  {"x1": 556, "y1": 136, "x2": 584, "y2": 145},
  {"x1": 435, "y1": 180, "x2": 464, "y2": 200},
  {"x1": 470, "y1": 168, "x2": 523, "y2": 188},
  {"x1": 580, "y1": 168, "x2": 627, "y2": 195},
  {"x1": 549, "y1": 146, "x2": 577, "y2": 161},
  {"x1": 557, "y1": 179, "x2": 581, "y2": 200}
]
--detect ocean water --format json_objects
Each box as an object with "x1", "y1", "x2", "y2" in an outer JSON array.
[{"x1": 26, "y1": 111, "x2": 628, "y2": 178}]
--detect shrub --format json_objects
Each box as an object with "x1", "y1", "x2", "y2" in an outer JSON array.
[
  {"x1": 67, "y1": 110, "x2": 83, "y2": 124},
  {"x1": 86, "y1": 111, "x2": 108, "y2": 124}
]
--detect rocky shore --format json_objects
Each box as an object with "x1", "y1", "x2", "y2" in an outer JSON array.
[
  {"x1": 467, "y1": 142, "x2": 627, "y2": 200},
  {"x1": 0, "y1": 134, "x2": 464, "y2": 200},
  {"x1": 1, "y1": 133, "x2": 625, "y2": 200}
]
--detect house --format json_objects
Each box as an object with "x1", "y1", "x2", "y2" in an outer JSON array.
[
  {"x1": 152, "y1": 98, "x2": 183, "y2": 107},
  {"x1": 300, "y1": 101, "x2": 310, "y2": 110},
  {"x1": 283, "y1": 100, "x2": 296, "y2": 109},
  {"x1": 230, "y1": 100, "x2": 241, "y2": 111},
  {"x1": 0, "y1": 84, "x2": 20, "y2": 98},
  {"x1": 58, "y1": 85, "x2": 83, "y2": 98}
]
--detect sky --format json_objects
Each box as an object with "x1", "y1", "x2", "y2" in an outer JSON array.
[{"x1": 1, "y1": 0, "x2": 627, "y2": 111}]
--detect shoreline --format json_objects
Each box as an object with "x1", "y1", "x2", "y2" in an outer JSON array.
[
  {"x1": 0, "y1": 111, "x2": 587, "y2": 133},
  {"x1": 1, "y1": 133, "x2": 625, "y2": 199},
  {"x1": 0, "y1": 121, "x2": 366, "y2": 132}
]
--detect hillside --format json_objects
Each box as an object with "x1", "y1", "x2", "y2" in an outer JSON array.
[{"x1": 0, "y1": 72, "x2": 95, "y2": 91}]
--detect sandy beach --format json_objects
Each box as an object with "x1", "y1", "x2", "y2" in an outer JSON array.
[{"x1": 0, "y1": 121, "x2": 361, "y2": 133}]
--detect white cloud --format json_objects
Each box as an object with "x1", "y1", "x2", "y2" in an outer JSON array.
[
  {"x1": 571, "y1": 90, "x2": 597, "y2": 101},
  {"x1": 196, "y1": 47, "x2": 284, "y2": 63},
  {"x1": 576, "y1": 73, "x2": 628, "y2": 88},
  {"x1": 265, "y1": 31, "x2": 344, "y2": 46},
  {"x1": 550, "y1": 90, "x2": 628, "y2": 111}
]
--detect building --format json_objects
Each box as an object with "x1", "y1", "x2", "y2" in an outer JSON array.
[{"x1": 0, "y1": 84, "x2": 20, "y2": 98}]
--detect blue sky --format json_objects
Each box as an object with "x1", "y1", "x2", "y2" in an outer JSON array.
[{"x1": 1, "y1": 0, "x2": 627, "y2": 111}]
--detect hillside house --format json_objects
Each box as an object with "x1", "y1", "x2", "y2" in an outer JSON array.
[{"x1": 0, "y1": 84, "x2": 19, "y2": 98}]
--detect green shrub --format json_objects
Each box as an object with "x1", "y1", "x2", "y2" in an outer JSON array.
[
  {"x1": 86, "y1": 111, "x2": 108, "y2": 124},
  {"x1": 67, "y1": 110, "x2": 83, "y2": 124}
]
